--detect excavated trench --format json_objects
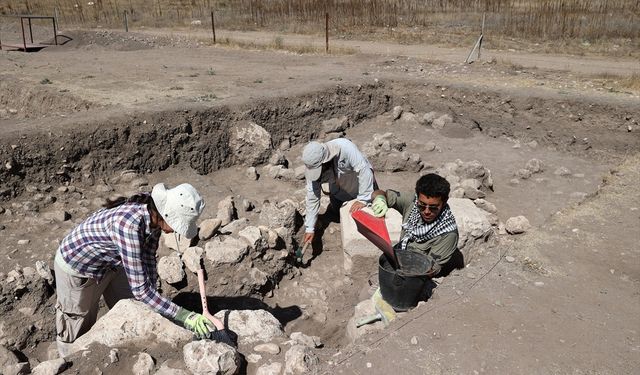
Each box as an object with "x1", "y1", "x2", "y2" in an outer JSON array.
[{"x1": 0, "y1": 80, "x2": 638, "y2": 364}]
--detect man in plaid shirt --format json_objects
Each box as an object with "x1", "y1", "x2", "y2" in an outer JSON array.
[{"x1": 54, "y1": 183, "x2": 226, "y2": 356}]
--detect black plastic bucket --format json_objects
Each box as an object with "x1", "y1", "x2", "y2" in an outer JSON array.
[{"x1": 378, "y1": 249, "x2": 433, "y2": 311}]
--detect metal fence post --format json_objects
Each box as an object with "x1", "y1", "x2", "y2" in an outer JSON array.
[
  {"x1": 325, "y1": 12, "x2": 329, "y2": 53},
  {"x1": 211, "y1": 10, "x2": 216, "y2": 43},
  {"x1": 124, "y1": 10, "x2": 129, "y2": 32}
]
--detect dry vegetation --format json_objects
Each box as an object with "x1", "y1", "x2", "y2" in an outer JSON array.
[{"x1": 1, "y1": 0, "x2": 638, "y2": 56}]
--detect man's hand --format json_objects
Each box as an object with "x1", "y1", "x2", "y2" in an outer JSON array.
[
  {"x1": 176, "y1": 308, "x2": 214, "y2": 338},
  {"x1": 371, "y1": 195, "x2": 388, "y2": 217},
  {"x1": 303, "y1": 232, "x2": 314, "y2": 245},
  {"x1": 349, "y1": 201, "x2": 366, "y2": 213}
]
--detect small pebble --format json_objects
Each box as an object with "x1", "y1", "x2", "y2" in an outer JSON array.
[
  {"x1": 505, "y1": 256, "x2": 515, "y2": 263},
  {"x1": 18, "y1": 239, "x2": 30, "y2": 245},
  {"x1": 366, "y1": 363, "x2": 372, "y2": 368},
  {"x1": 410, "y1": 336, "x2": 418, "y2": 345},
  {"x1": 534, "y1": 281, "x2": 545, "y2": 287},
  {"x1": 466, "y1": 272, "x2": 476, "y2": 279},
  {"x1": 609, "y1": 269, "x2": 615, "y2": 274}
]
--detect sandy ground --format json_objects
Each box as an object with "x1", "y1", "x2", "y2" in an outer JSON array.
[{"x1": 0, "y1": 27, "x2": 639, "y2": 374}]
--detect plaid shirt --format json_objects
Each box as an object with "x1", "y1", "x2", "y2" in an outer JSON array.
[{"x1": 58, "y1": 201, "x2": 179, "y2": 318}]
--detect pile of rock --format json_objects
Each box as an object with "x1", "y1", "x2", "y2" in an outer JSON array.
[
  {"x1": 361, "y1": 132, "x2": 423, "y2": 173},
  {"x1": 156, "y1": 195, "x2": 302, "y2": 298},
  {"x1": 436, "y1": 159, "x2": 494, "y2": 200},
  {"x1": 513, "y1": 158, "x2": 545, "y2": 181},
  {"x1": 47, "y1": 299, "x2": 321, "y2": 375},
  {"x1": 0, "y1": 264, "x2": 55, "y2": 352}
]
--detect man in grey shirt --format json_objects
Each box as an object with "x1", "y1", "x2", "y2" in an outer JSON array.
[{"x1": 302, "y1": 139, "x2": 377, "y2": 245}]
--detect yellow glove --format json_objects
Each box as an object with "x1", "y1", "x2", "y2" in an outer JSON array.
[
  {"x1": 176, "y1": 308, "x2": 214, "y2": 338},
  {"x1": 371, "y1": 195, "x2": 388, "y2": 217}
]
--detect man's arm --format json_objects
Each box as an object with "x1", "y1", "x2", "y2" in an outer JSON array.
[
  {"x1": 425, "y1": 232, "x2": 458, "y2": 277},
  {"x1": 113, "y1": 214, "x2": 179, "y2": 318},
  {"x1": 304, "y1": 178, "x2": 322, "y2": 235}
]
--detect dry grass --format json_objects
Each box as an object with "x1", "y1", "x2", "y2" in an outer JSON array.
[
  {"x1": 1, "y1": 1, "x2": 638, "y2": 56},
  {"x1": 210, "y1": 35, "x2": 357, "y2": 55}
]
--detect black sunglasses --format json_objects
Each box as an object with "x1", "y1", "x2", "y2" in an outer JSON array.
[{"x1": 416, "y1": 202, "x2": 441, "y2": 212}]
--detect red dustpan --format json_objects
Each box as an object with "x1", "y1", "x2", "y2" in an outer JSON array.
[{"x1": 351, "y1": 210, "x2": 398, "y2": 268}]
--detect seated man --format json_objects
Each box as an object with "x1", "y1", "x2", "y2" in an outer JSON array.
[{"x1": 371, "y1": 173, "x2": 458, "y2": 277}]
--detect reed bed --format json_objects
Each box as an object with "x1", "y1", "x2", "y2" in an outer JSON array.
[{"x1": 2, "y1": 1, "x2": 638, "y2": 46}]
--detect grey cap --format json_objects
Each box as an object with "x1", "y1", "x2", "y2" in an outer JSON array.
[{"x1": 302, "y1": 141, "x2": 328, "y2": 181}]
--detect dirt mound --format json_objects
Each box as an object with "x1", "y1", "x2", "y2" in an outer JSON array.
[
  {"x1": 57, "y1": 30, "x2": 204, "y2": 51},
  {"x1": 0, "y1": 77, "x2": 97, "y2": 120}
]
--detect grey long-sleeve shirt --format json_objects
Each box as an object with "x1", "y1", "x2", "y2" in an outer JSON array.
[{"x1": 304, "y1": 138, "x2": 375, "y2": 232}]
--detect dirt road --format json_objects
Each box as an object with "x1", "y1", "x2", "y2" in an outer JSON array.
[{"x1": 145, "y1": 28, "x2": 640, "y2": 76}]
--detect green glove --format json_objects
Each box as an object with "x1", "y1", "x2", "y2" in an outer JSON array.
[
  {"x1": 175, "y1": 308, "x2": 214, "y2": 338},
  {"x1": 371, "y1": 195, "x2": 388, "y2": 217}
]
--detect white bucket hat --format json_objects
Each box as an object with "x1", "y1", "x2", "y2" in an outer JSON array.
[
  {"x1": 151, "y1": 183, "x2": 205, "y2": 239},
  {"x1": 302, "y1": 141, "x2": 329, "y2": 181}
]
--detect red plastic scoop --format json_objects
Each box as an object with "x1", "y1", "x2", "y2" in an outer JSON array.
[{"x1": 351, "y1": 210, "x2": 397, "y2": 268}]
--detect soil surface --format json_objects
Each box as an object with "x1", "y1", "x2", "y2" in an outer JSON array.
[{"x1": 0, "y1": 27, "x2": 638, "y2": 375}]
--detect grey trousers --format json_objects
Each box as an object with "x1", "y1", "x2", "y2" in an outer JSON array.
[{"x1": 54, "y1": 261, "x2": 133, "y2": 347}]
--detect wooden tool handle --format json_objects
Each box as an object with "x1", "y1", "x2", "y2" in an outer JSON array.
[{"x1": 197, "y1": 269, "x2": 222, "y2": 329}]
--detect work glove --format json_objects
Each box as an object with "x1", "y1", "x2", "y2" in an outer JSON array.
[
  {"x1": 175, "y1": 308, "x2": 214, "y2": 339},
  {"x1": 371, "y1": 195, "x2": 388, "y2": 217}
]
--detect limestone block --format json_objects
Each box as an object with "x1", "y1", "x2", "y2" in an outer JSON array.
[
  {"x1": 525, "y1": 158, "x2": 544, "y2": 173},
  {"x1": 70, "y1": 300, "x2": 192, "y2": 354},
  {"x1": 220, "y1": 218, "x2": 250, "y2": 235},
  {"x1": 160, "y1": 232, "x2": 192, "y2": 253},
  {"x1": 217, "y1": 196, "x2": 237, "y2": 226},
  {"x1": 182, "y1": 246, "x2": 204, "y2": 274},
  {"x1": 432, "y1": 114, "x2": 452, "y2": 129},
  {"x1": 0, "y1": 345, "x2": 19, "y2": 368},
  {"x1": 256, "y1": 362, "x2": 283, "y2": 375},
  {"x1": 183, "y1": 341, "x2": 239, "y2": 375},
  {"x1": 268, "y1": 149, "x2": 288, "y2": 166},
  {"x1": 205, "y1": 237, "x2": 249, "y2": 266},
  {"x1": 340, "y1": 201, "x2": 403, "y2": 272},
  {"x1": 391, "y1": 106, "x2": 403, "y2": 120},
  {"x1": 421, "y1": 111, "x2": 438, "y2": 125},
  {"x1": 238, "y1": 226, "x2": 267, "y2": 252},
  {"x1": 289, "y1": 332, "x2": 322, "y2": 348},
  {"x1": 199, "y1": 218, "x2": 222, "y2": 241},
  {"x1": 283, "y1": 345, "x2": 319, "y2": 375},
  {"x1": 157, "y1": 255, "x2": 184, "y2": 284},
  {"x1": 448, "y1": 198, "x2": 492, "y2": 255},
  {"x1": 132, "y1": 352, "x2": 154, "y2": 375},
  {"x1": 213, "y1": 310, "x2": 283, "y2": 345},
  {"x1": 154, "y1": 361, "x2": 190, "y2": 375},
  {"x1": 259, "y1": 200, "x2": 298, "y2": 229},
  {"x1": 31, "y1": 358, "x2": 68, "y2": 375},
  {"x1": 43, "y1": 211, "x2": 70, "y2": 222},
  {"x1": 35, "y1": 261, "x2": 54, "y2": 284},
  {"x1": 505, "y1": 215, "x2": 531, "y2": 234},
  {"x1": 253, "y1": 343, "x2": 280, "y2": 355},
  {"x1": 473, "y1": 199, "x2": 497, "y2": 214},
  {"x1": 2, "y1": 362, "x2": 30, "y2": 375},
  {"x1": 229, "y1": 121, "x2": 272, "y2": 166},
  {"x1": 346, "y1": 299, "x2": 384, "y2": 342},
  {"x1": 322, "y1": 116, "x2": 349, "y2": 134}
]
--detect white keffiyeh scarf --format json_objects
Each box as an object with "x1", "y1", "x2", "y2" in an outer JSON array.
[{"x1": 400, "y1": 196, "x2": 458, "y2": 252}]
